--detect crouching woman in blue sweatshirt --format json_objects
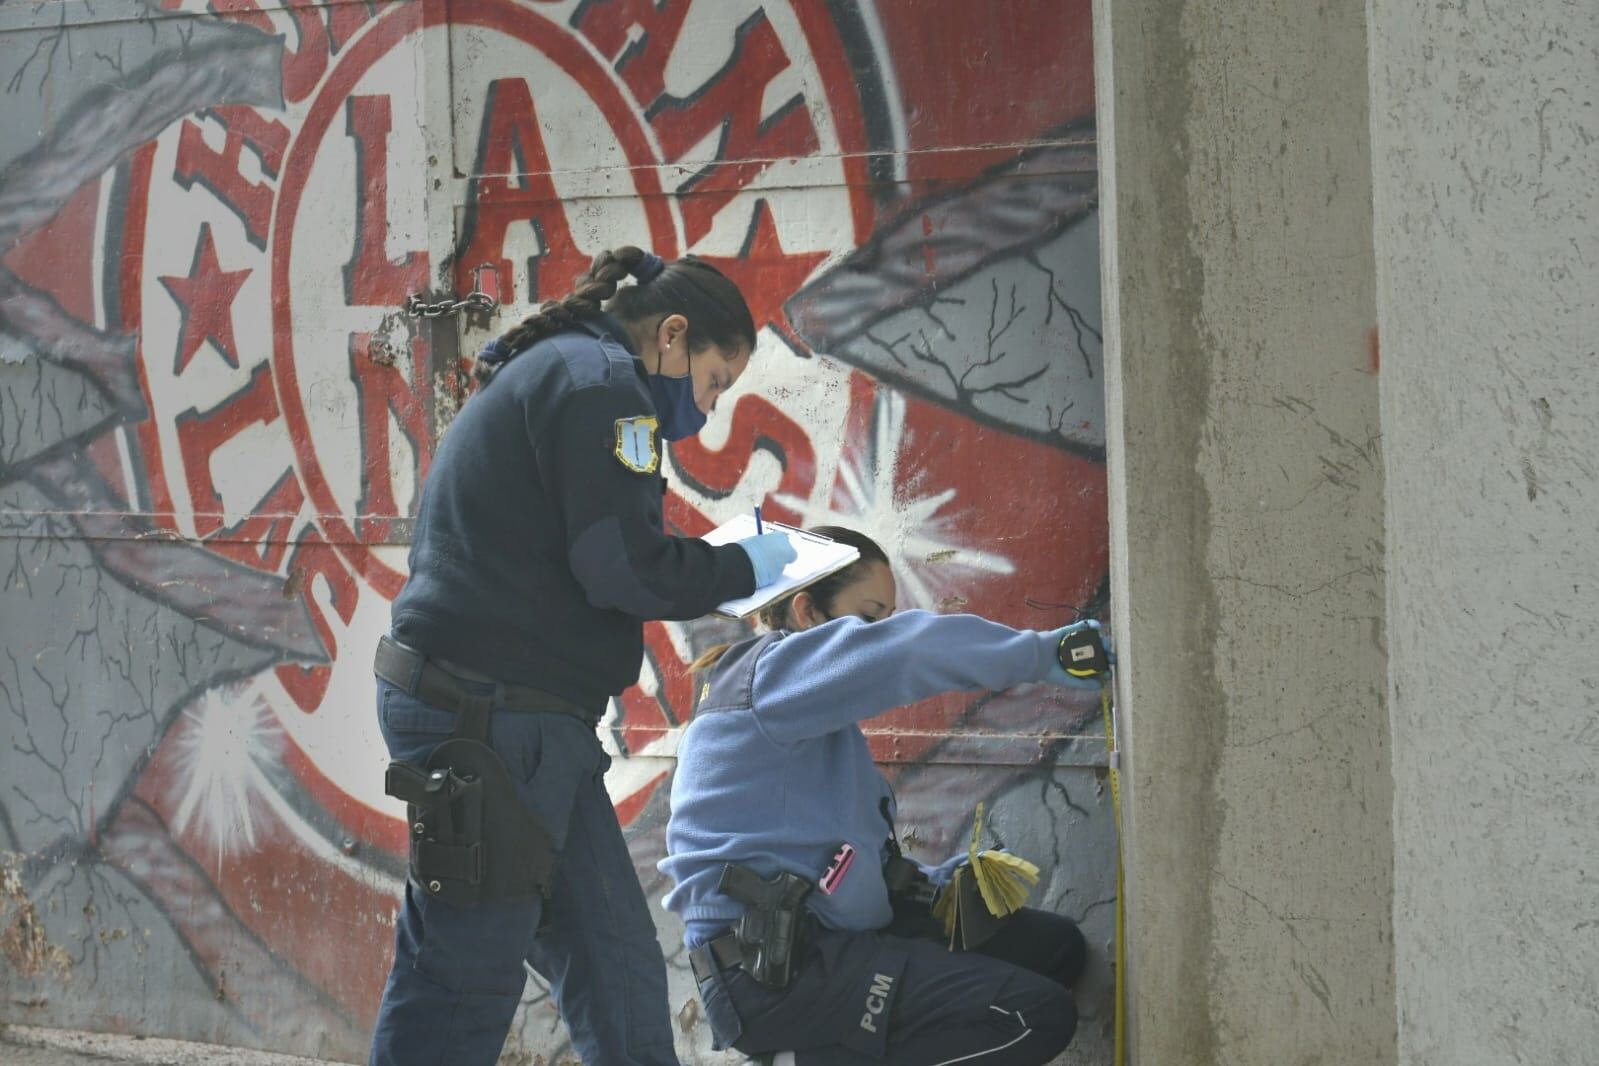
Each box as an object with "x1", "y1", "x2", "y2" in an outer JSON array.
[{"x1": 660, "y1": 527, "x2": 1106, "y2": 1066}]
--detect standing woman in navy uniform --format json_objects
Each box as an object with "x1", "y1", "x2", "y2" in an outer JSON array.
[{"x1": 369, "y1": 247, "x2": 797, "y2": 1066}]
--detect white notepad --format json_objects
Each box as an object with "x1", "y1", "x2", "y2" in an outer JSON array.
[{"x1": 703, "y1": 514, "x2": 861, "y2": 620}]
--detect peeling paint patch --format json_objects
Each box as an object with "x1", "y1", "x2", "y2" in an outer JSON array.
[
  {"x1": 676, "y1": 995, "x2": 700, "y2": 1033},
  {"x1": 0, "y1": 854, "x2": 71, "y2": 979},
  {"x1": 434, "y1": 368, "x2": 469, "y2": 439}
]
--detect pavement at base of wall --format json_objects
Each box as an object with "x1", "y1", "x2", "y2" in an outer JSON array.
[
  {"x1": 2, "y1": 1022, "x2": 1082, "y2": 1065},
  {"x1": 0, "y1": 1025, "x2": 346, "y2": 1066}
]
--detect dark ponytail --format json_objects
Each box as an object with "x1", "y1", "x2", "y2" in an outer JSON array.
[
  {"x1": 689, "y1": 527, "x2": 892, "y2": 674},
  {"x1": 474, "y1": 246, "x2": 756, "y2": 386}
]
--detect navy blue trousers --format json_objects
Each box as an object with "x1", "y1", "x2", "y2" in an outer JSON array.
[
  {"x1": 368, "y1": 678, "x2": 680, "y2": 1066},
  {"x1": 699, "y1": 909, "x2": 1085, "y2": 1065}
]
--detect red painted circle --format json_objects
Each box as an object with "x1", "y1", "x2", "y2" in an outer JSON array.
[
  {"x1": 789, "y1": 3, "x2": 879, "y2": 239},
  {"x1": 112, "y1": 3, "x2": 883, "y2": 846},
  {"x1": 271, "y1": 0, "x2": 679, "y2": 596},
  {"x1": 119, "y1": 3, "x2": 878, "y2": 590}
]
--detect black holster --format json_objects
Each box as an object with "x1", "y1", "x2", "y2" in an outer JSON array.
[
  {"x1": 718, "y1": 864, "x2": 813, "y2": 989},
  {"x1": 384, "y1": 693, "x2": 556, "y2": 908}
]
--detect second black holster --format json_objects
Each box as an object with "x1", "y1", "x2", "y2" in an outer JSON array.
[
  {"x1": 384, "y1": 691, "x2": 557, "y2": 908},
  {"x1": 718, "y1": 863, "x2": 814, "y2": 988}
]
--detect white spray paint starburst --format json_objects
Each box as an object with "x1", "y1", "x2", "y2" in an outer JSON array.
[
  {"x1": 776, "y1": 389, "x2": 1014, "y2": 609},
  {"x1": 169, "y1": 689, "x2": 283, "y2": 866}
]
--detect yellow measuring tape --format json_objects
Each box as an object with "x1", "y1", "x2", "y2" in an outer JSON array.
[{"x1": 1101, "y1": 681, "x2": 1126, "y2": 1066}]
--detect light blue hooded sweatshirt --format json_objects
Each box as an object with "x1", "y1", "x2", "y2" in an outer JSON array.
[{"x1": 658, "y1": 610, "x2": 1061, "y2": 948}]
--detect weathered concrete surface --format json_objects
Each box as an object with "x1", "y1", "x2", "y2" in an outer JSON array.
[
  {"x1": 1094, "y1": 0, "x2": 1395, "y2": 1063},
  {"x1": 1368, "y1": 2, "x2": 1599, "y2": 1064},
  {"x1": 0, "y1": 1024, "x2": 327, "y2": 1066}
]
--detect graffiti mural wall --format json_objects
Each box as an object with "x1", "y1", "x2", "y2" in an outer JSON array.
[{"x1": 0, "y1": 0, "x2": 1111, "y2": 1061}]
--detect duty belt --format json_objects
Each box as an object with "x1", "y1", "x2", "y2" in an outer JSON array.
[
  {"x1": 374, "y1": 636, "x2": 603, "y2": 726},
  {"x1": 688, "y1": 932, "x2": 744, "y2": 985}
]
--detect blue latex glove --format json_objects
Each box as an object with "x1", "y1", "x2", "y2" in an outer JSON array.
[
  {"x1": 915, "y1": 852, "x2": 971, "y2": 888},
  {"x1": 736, "y1": 532, "x2": 798, "y2": 588},
  {"x1": 1042, "y1": 619, "x2": 1115, "y2": 688}
]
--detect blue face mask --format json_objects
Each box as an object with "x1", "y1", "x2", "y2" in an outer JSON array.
[{"x1": 647, "y1": 361, "x2": 707, "y2": 441}]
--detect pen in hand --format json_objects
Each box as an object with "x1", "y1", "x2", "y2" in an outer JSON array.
[{"x1": 754, "y1": 506, "x2": 764, "y2": 535}]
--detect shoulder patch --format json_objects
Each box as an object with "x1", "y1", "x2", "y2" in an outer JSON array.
[{"x1": 613, "y1": 415, "x2": 661, "y2": 474}]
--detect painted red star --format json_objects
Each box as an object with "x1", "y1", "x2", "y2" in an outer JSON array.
[
  {"x1": 698, "y1": 199, "x2": 826, "y2": 336},
  {"x1": 160, "y1": 223, "x2": 252, "y2": 373}
]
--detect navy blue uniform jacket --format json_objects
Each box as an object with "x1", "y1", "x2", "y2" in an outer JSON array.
[{"x1": 391, "y1": 315, "x2": 755, "y2": 709}]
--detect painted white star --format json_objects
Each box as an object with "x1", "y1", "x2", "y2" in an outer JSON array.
[
  {"x1": 169, "y1": 690, "x2": 281, "y2": 866},
  {"x1": 776, "y1": 389, "x2": 1014, "y2": 610},
  {"x1": 170, "y1": 682, "x2": 401, "y2": 891}
]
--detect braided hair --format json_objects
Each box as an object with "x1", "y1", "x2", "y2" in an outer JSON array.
[{"x1": 473, "y1": 246, "x2": 756, "y2": 386}]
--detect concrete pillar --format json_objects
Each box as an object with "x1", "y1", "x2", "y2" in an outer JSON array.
[
  {"x1": 1094, "y1": 1, "x2": 1396, "y2": 1062},
  {"x1": 1368, "y1": 3, "x2": 1599, "y2": 1063}
]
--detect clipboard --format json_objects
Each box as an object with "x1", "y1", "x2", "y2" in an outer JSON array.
[{"x1": 703, "y1": 514, "x2": 861, "y2": 620}]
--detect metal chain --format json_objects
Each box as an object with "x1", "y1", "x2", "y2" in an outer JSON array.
[
  {"x1": 367, "y1": 267, "x2": 500, "y2": 366},
  {"x1": 371, "y1": 290, "x2": 496, "y2": 363},
  {"x1": 403, "y1": 289, "x2": 499, "y2": 319}
]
